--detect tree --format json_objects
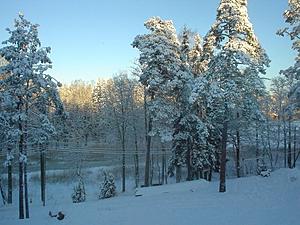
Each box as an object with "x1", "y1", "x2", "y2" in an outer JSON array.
[
  {"x1": 93, "y1": 73, "x2": 137, "y2": 192},
  {"x1": 277, "y1": 1, "x2": 300, "y2": 168},
  {"x1": 133, "y1": 17, "x2": 180, "y2": 185},
  {"x1": 133, "y1": 17, "x2": 193, "y2": 183},
  {"x1": 197, "y1": 0, "x2": 269, "y2": 192},
  {"x1": 59, "y1": 80, "x2": 95, "y2": 145},
  {"x1": 277, "y1": 0, "x2": 300, "y2": 107},
  {"x1": 99, "y1": 171, "x2": 116, "y2": 199},
  {"x1": 189, "y1": 34, "x2": 203, "y2": 75},
  {"x1": 71, "y1": 166, "x2": 86, "y2": 203},
  {"x1": 0, "y1": 13, "x2": 64, "y2": 218}
]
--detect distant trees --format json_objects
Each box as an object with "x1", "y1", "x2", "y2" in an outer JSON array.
[
  {"x1": 277, "y1": 0, "x2": 300, "y2": 168},
  {"x1": 92, "y1": 73, "x2": 144, "y2": 191},
  {"x1": 0, "y1": 14, "x2": 64, "y2": 218},
  {"x1": 59, "y1": 80, "x2": 95, "y2": 145}
]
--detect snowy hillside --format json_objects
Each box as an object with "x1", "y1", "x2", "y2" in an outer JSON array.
[{"x1": 1, "y1": 168, "x2": 299, "y2": 225}]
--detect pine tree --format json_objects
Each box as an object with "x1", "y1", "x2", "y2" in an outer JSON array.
[
  {"x1": 133, "y1": 17, "x2": 182, "y2": 185},
  {"x1": 189, "y1": 34, "x2": 203, "y2": 75},
  {"x1": 99, "y1": 171, "x2": 116, "y2": 199},
  {"x1": 195, "y1": 0, "x2": 269, "y2": 192},
  {"x1": 72, "y1": 168, "x2": 86, "y2": 203},
  {"x1": 180, "y1": 26, "x2": 190, "y2": 64},
  {"x1": 0, "y1": 13, "x2": 64, "y2": 217}
]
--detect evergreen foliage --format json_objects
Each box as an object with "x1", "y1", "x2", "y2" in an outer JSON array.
[
  {"x1": 72, "y1": 169, "x2": 86, "y2": 203},
  {"x1": 99, "y1": 171, "x2": 116, "y2": 199}
]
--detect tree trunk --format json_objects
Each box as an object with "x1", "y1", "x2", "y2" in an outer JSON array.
[
  {"x1": 24, "y1": 120, "x2": 29, "y2": 218},
  {"x1": 293, "y1": 126, "x2": 297, "y2": 168},
  {"x1": 24, "y1": 162, "x2": 29, "y2": 218},
  {"x1": 255, "y1": 123, "x2": 259, "y2": 171},
  {"x1": 186, "y1": 139, "x2": 192, "y2": 181},
  {"x1": 219, "y1": 119, "x2": 228, "y2": 193},
  {"x1": 175, "y1": 165, "x2": 181, "y2": 183},
  {"x1": 0, "y1": 177, "x2": 7, "y2": 205},
  {"x1": 133, "y1": 125, "x2": 139, "y2": 188},
  {"x1": 156, "y1": 155, "x2": 161, "y2": 184},
  {"x1": 7, "y1": 162, "x2": 12, "y2": 204},
  {"x1": 122, "y1": 125, "x2": 126, "y2": 192},
  {"x1": 208, "y1": 167, "x2": 212, "y2": 181},
  {"x1": 266, "y1": 119, "x2": 273, "y2": 169},
  {"x1": 236, "y1": 112, "x2": 240, "y2": 178},
  {"x1": 144, "y1": 92, "x2": 153, "y2": 187},
  {"x1": 161, "y1": 147, "x2": 165, "y2": 185},
  {"x1": 40, "y1": 147, "x2": 46, "y2": 206},
  {"x1": 19, "y1": 130, "x2": 24, "y2": 219},
  {"x1": 85, "y1": 134, "x2": 88, "y2": 146},
  {"x1": 287, "y1": 115, "x2": 292, "y2": 168},
  {"x1": 283, "y1": 116, "x2": 287, "y2": 168},
  {"x1": 150, "y1": 154, "x2": 154, "y2": 185}
]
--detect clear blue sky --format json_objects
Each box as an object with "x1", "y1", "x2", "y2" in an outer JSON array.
[{"x1": 0, "y1": 0, "x2": 295, "y2": 85}]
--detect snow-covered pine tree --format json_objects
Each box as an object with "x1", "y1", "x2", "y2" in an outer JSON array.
[
  {"x1": 180, "y1": 26, "x2": 190, "y2": 64},
  {"x1": 0, "y1": 103, "x2": 19, "y2": 204},
  {"x1": 0, "y1": 13, "x2": 64, "y2": 218},
  {"x1": 133, "y1": 17, "x2": 181, "y2": 185},
  {"x1": 189, "y1": 34, "x2": 203, "y2": 76},
  {"x1": 194, "y1": 0, "x2": 269, "y2": 192},
  {"x1": 99, "y1": 171, "x2": 116, "y2": 199},
  {"x1": 72, "y1": 168, "x2": 86, "y2": 203},
  {"x1": 133, "y1": 17, "x2": 183, "y2": 141},
  {"x1": 0, "y1": 54, "x2": 18, "y2": 205}
]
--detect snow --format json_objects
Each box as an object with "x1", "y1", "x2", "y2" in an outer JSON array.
[{"x1": 1, "y1": 168, "x2": 299, "y2": 225}]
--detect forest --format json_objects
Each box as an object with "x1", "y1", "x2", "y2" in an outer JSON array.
[{"x1": 0, "y1": 0, "x2": 299, "y2": 222}]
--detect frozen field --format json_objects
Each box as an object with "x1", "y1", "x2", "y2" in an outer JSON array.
[{"x1": 0, "y1": 168, "x2": 299, "y2": 225}]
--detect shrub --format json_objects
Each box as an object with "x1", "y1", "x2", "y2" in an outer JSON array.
[{"x1": 99, "y1": 171, "x2": 116, "y2": 199}]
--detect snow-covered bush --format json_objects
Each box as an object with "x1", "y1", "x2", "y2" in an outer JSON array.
[
  {"x1": 99, "y1": 171, "x2": 116, "y2": 199},
  {"x1": 71, "y1": 171, "x2": 86, "y2": 203},
  {"x1": 257, "y1": 160, "x2": 271, "y2": 177}
]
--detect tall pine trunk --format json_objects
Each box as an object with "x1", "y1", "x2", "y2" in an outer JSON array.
[
  {"x1": 236, "y1": 112, "x2": 240, "y2": 178},
  {"x1": 283, "y1": 116, "x2": 287, "y2": 168},
  {"x1": 18, "y1": 125, "x2": 24, "y2": 219},
  {"x1": 24, "y1": 120, "x2": 29, "y2": 218},
  {"x1": 161, "y1": 146, "x2": 166, "y2": 185},
  {"x1": 175, "y1": 165, "x2": 181, "y2": 183},
  {"x1": 293, "y1": 126, "x2": 297, "y2": 168},
  {"x1": 255, "y1": 122, "x2": 259, "y2": 170},
  {"x1": 287, "y1": 115, "x2": 292, "y2": 168},
  {"x1": 121, "y1": 122, "x2": 126, "y2": 192},
  {"x1": 144, "y1": 92, "x2": 153, "y2": 187},
  {"x1": 186, "y1": 139, "x2": 192, "y2": 181},
  {"x1": 24, "y1": 162, "x2": 29, "y2": 218},
  {"x1": 219, "y1": 111, "x2": 228, "y2": 193},
  {"x1": 133, "y1": 125, "x2": 139, "y2": 188},
  {"x1": 40, "y1": 145, "x2": 46, "y2": 206},
  {"x1": 7, "y1": 148, "x2": 13, "y2": 204},
  {"x1": 0, "y1": 177, "x2": 7, "y2": 205}
]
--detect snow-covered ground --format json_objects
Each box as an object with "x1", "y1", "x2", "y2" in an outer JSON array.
[{"x1": 1, "y1": 168, "x2": 299, "y2": 225}]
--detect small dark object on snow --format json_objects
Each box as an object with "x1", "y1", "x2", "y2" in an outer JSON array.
[{"x1": 49, "y1": 211, "x2": 65, "y2": 220}]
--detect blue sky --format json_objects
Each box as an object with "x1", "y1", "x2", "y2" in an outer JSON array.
[{"x1": 0, "y1": 0, "x2": 295, "y2": 85}]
